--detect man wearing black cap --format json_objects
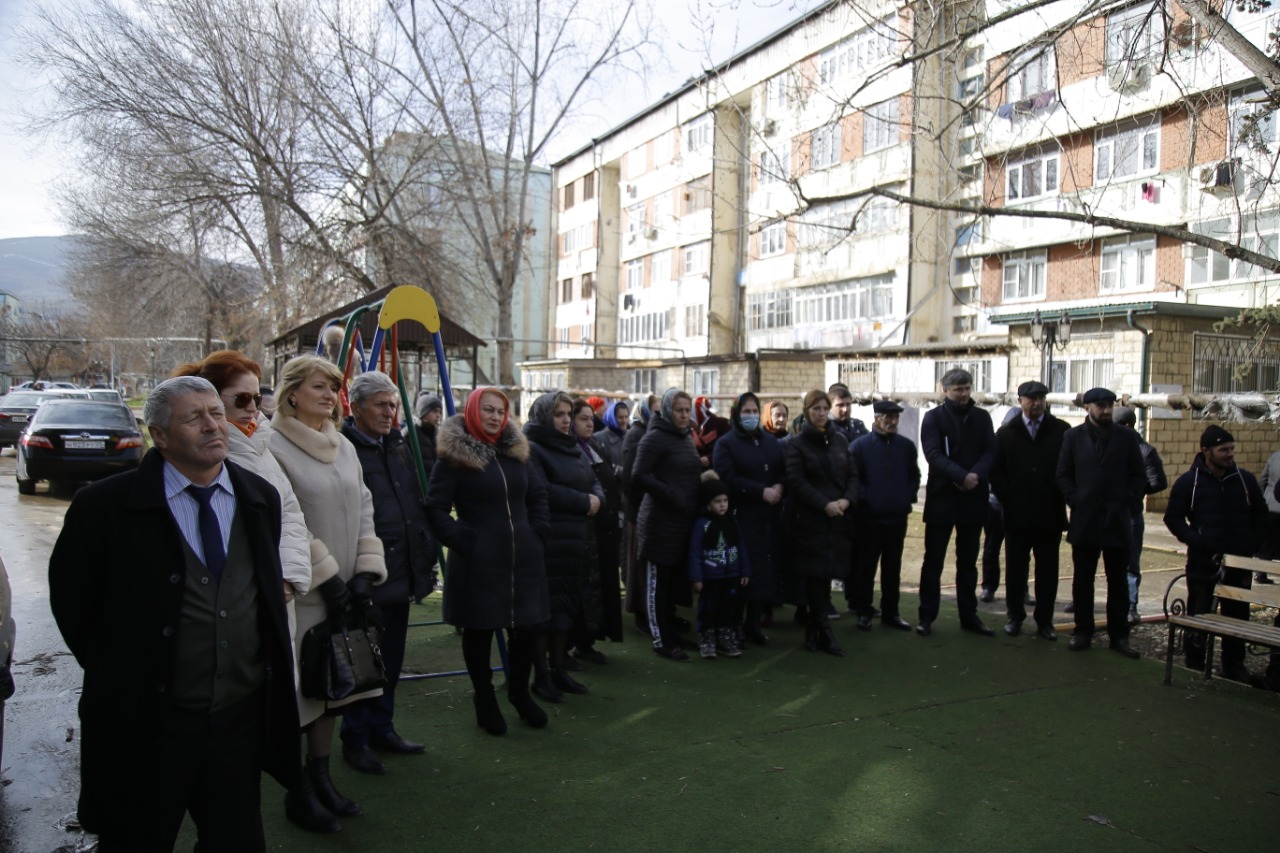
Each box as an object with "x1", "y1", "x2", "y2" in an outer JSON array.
[
  {"x1": 990, "y1": 381, "x2": 1069, "y2": 640},
  {"x1": 848, "y1": 400, "x2": 920, "y2": 631},
  {"x1": 1113, "y1": 406, "x2": 1167, "y2": 624},
  {"x1": 1163, "y1": 425, "x2": 1268, "y2": 680},
  {"x1": 1056, "y1": 387, "x2": 1147, "y2": 656},
  {"x1": 917, "y1": 369, "x2": 997, "y2": 636}
]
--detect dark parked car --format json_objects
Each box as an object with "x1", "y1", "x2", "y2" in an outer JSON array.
[
  {"x1": 1, "y1": 554, "x2": 14, "y2": 769},
  {"x1": 15, "y1": 400, "x2": 145, "y2": 495},
  {"x1": 86, "y1": 389, "x2": 124, "y2": 403},
  {"x1": 0, "y1": 390, "x2": 90, "y2": 449}
]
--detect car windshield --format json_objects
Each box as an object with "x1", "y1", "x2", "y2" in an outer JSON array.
[
  {"x1": 87, "y1": 390, "x2": 122, "y2": 401},
  {"x1": 35, "y1": 403, "x2": 136, "y2": 428},
  {"x1": 1, "y1": 393, "x2": 44, "y2": 407}
]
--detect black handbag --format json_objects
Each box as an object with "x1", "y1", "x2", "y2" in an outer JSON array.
[{"x1": 299, "y1": 611, "x2": 387, "y2": 701}]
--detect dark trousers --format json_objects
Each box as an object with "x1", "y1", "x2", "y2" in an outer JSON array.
[
  {"x1": 804, "y1": 576, "x2": 833, "y2": 621},
  {"x1": 341, "y1": 601, "x2": 410, "y2": 747},
  {"x1": 918, "y1": 521, "x2": 982, "y2": 625},
  {"x1": 981, "y1": 504, "x2": 1004, "y2": 592},
  {"x1": 852, "y1": 519, "x2": 907, "y2": 619},
  {"x1": 644, "y1": 560, "x2": 679, "y2": 650},
  {"x1": 1004, "y1": 528, "x2": 1060, "y2": 628},
  {"x1": 697, "y1": 577, "x2": 742, "y2": 630},
  {"x1": 1070, "y1": 544, "x2": 1130, "y2": 640},
  {"x1": 1185, "y1": 560, "x2": 1250, "y2": 670},
  {"x1": 461, "y1": 626, "x2": 536, "y2": 696},
  {"x1": 97, "y1": 692, "x2": 266, "y2": 853}
]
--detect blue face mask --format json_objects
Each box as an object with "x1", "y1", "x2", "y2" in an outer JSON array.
[{"x1": 739, "y1": 415, "x2": 760, "y2": 432}]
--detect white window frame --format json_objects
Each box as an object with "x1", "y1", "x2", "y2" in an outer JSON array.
[
  {"x1": 1188, "y1": 211, "x2": 1280, "y2": 285},
  {"x1": 1095, "y1": 117, "x2": 1160, "y2": 182},
  {"x1": 1050, "y1": 356, "x2": 1115, "y2": 396},
  {"x1": 683, "y1": 241, "x2": 709, "y2": 277},
  {"x1": 812, "y1": 121, "x2": 842, "y2": 170},
  {"x1": 863, "y1": 98, "x2": 899, "y2": 153},
  {"x1": 793, "y1": 274, "x2": 894, "y2": 326},
  {"x1": 1229, "y1": 85, "x2": 1278, "y2": 161},
  {"x1": 1100, "y1": 234, "x2": 1156, "y2": 293},
  {"x1": 691, "y1": 368, "x2": 719, "y2": 397},
  {"x1": 759, "y1": 143, "x2": 791, "y2": 185},
  {"x1": 684, "y1": 303, "x2": 707, "y2": 337},
  {"x1": 652, "y1": 131, "x2": 673, "y2": 167},
  {"x1": 683, "y1": 176, "x2": 711, "y2": 214},
  {"x1": 626, "y1": 259, "x2": 644, "y2": 292},
  {"x1": 760, "y1": 220, "x2": 787, "y2": 257},
  {"x1": 1006, "y1": 150, "x2": 1060, "y2": 201},
  {"x1": 1105, "y1": 4, "x2": 1166, "y2": 67},
  {"x1": 1001, "y1": 250, "x2": 1047, "y2": 301},
  {"x1": 766, "y1": 73, "x2": 789, "y2": 114},
  {"x1": 626, "y1": 202, "x2": 646, "y2": 234},
  {"x1": 631, "y1": 368, "x2": 657, "y2": 394},
  {"x1": 747, "y1": 291, "x2": 793, "y2": 331},
  {"x1": 650, "y1": 250, "x2": 672, "y2": 286},
  {"x1": 818, "y1": 15, "x2": 898, "y2": 84},
  {"x1": 684, "y1": 113, "x2": 712, "y2": 153},
  {"x1": 1007, "y1": 47, "x2": 1056, "y2": 102}
]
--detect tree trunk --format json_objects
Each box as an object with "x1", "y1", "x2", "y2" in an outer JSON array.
[{"x1": 1175, "y1": 0, "x2": 1280, "y2": 96}]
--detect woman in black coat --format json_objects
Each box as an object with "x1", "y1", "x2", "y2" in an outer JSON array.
[
  {"x1": 712, "y1": 392, "x2": 785, "y2": 645},
  {"x1": 632, "y1": 387, "x2": 702, "y2": 661},
  {"x1": 425, "y1": 388, "x2": 551, "y2": 735},
  {"x1": 573, "y1": 399, "x2": 624, "y2": 662},
  {"x1": 783, "y1": 389, "x2": 859, "y2": 656},
  {"x1": 524, "y1": 392, "x2": 602, "y2": 699}
]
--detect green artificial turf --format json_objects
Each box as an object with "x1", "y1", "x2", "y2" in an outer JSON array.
[{"x1": 177, "y1": 591, "x2": 1279, "y2": 853}]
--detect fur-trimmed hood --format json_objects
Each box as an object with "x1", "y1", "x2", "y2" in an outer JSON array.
[{"x1": 437, "y1": 414, "x2": 529, "y2": 471}]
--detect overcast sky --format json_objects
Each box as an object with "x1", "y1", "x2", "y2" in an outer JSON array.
[{"x1": 0, "y1": 0, "x2": 823, "y2": 241}]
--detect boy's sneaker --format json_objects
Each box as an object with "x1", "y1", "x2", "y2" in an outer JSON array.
[
  {"x1": 716, "y1": 627, "x2": 742, "y2": 658},
  {"x1": 699, "y1": 631, "x2": 717, "y2": 659}
]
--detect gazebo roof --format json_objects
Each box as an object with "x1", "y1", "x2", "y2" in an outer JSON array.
[{"x1": 270, "y1": 285, "x2": 486, "y2": 350}]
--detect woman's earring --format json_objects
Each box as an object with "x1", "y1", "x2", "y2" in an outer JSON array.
[{"x1": 288, "y1": 397, "x2": 296, "y2": 407}]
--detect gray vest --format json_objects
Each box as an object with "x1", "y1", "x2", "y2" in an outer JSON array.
[{"x1": 169, "y1": 512, "x2": 265, "y2": 711}]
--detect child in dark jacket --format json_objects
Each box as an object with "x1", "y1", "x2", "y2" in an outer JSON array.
[{"x1": 688, "y1": 476, "x2": 751, "y2": 659}]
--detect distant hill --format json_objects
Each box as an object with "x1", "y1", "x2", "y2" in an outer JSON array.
[{"x1": 0, "y1": 235, "x2": 78, "y2": 305}]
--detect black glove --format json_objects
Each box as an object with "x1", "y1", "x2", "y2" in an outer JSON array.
[
  {"x1": 316, "y1": 575, "x2": 350, "y2": 614},
  {"x1": 347, "y1": 573, "x2": 377, "y2": 608}
]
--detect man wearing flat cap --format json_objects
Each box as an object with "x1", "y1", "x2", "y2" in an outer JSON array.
[
  {"x1": 1056, "y1": 387, "x2": 1146, "y2": 657},
  {"x1": 990, "y1": 381, "x2": 1069, "y2": 640},
  {"x1": 1163, "y1": 425, "x2": 1267, "y2": 681},
  {"x1": 1113, "y1": 406, "x2": 1167, "y2": 624},
  {"x1": 848, "y1": 400, "x2": 920, "y2": 631}
]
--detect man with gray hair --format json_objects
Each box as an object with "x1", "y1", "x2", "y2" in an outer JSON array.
[
  {"x1": 916, "y1": 368, "x2": 997, "y2": 637},
  {"x1": 1113, "y1": 406, "x2": 1167, "y2": 623},
  {"x1": 49, "y1": 376, "x2": 299, "y2": 851},
  {"x1": 339, "y1": 371, "x2": 434, "y2": 769}
]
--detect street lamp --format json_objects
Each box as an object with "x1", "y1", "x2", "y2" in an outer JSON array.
[{"x1": 1030, "y1": 310, "x2": 1072, "y2": 386}]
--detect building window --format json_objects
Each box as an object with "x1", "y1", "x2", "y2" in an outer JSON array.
[
  {"x1": 651, "y1": 250, "x2": 672, "y2": 285},
  {"x1": 580, "y1": 272, "x2": 593, "y2": 299},
  {"x1": 1193, "y1": 332, "x2": 1280, "y2": 393},
  {"x1": 863, "y1": 98, "x2": 899, "y2": 153},
  {"x1": 1189, "y1": 211, "x2": 1280, "y2": 285},
  {"x1": 1001, "y1": 250, "x2": 1047, "y2": 301},
  {"x1": 627, "y1": 202, "x2": 646, "y2": 234},
  {"x1": 684, "y1": 304, "x2": 706, "y2": 337},
  {"x1": 562, "y1": 223, "x2": 592, "y2": 254},
  {"x1": 1008, "y1": 47, "x2": 1056, "y2": 102},
  {"x1": 618, "y1": 310, "x2": 670, "y2": 344},
  {"x1": 812, "y1": 121, "x2": 842, "y2": 169},
  {"x1": 798, "y1": 195, "x2": 903, "y2": 249},
  {"x1": 818, "y1": 15, "x2": 898, "y2": 84},
  {"x1": 682, "y1": 241, "x2": 709, "y2": 277},
  {"x1": 626, "y1": 259, "x2": 644, "y2": 292},
  {"x1": 1095, "y1": 117, "x2": 1159, "y2": 181},
  {"x1": 1229, "y1": 85, "x2": 1278, "y2": 159},
  {"x1": 684, "y1": 175, "x2": 712, "y2": 214},
  {"x1": 563, "y1": 183, "x2": 575, "y2": 210},
  {"x1": 582, "y1": 173, "x2": 595, "y2": 200},
  {"x1": 653, "y1": 190, "x2": 674, "y2": 224},
  {"x1": 759, "y1": 143, "x2": 791, "y2": 184},
  {"x1": 1049, "y1": 356, "x2": 1114, "y2": 395},
  {"x1": 1105, "y1": 3, "x2": 1165, "y2": 67},
  {"x1": 631, "y1": 368, "x2": 657, "y2": 394},
  {"x1": 685, "y1": 113, "x2": 712, "y2": 153},
  {"x1": 560, "y1": 278, "x2": 574, "y2": 303},
  {"x1": 760, "y1": 220, "x2": 786, "y2": 257},
  {"x1": 766, "y1": 73, "x2": 789, "y2": 113},
  {"x1": 794, "y1": 274, "x2": 894, "y2": 325},
  {"x1": 558, "y1": 327, "x2": 570, "y2": 348},
  {"x1": 691, "y1": 368, "x2": 719, "y2": 397},
  {"x1": 747, "y1": 291, "x2": 793, "y2": 331},
  {"x1": 1006, "y1": 150, "x2": 1059, "y2": 201},
  {"x1": 1100, "y1": 234, "x2": 1156, "y2": 292},
  {"x1": 652, "y1": 131, "x2": 673, "y2": 166},
  {"x1": 935, "y1": 359, "x2": 992, "y2": 391}
]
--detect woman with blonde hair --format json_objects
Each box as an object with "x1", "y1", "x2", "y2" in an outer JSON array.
[{"x1": 269, "y1": 355, "x2": 387, "y2": 833}]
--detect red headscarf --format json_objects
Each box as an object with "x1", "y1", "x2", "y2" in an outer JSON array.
[
  {"x1": 464, "y1": 387, "x2": 510, "y2": 445},
  {"x1": 694, "y1": 396, "x2": 713, "y2": 430},
  {"x1": 586, "y1": 395, "x2": 606, "y2": 414}
]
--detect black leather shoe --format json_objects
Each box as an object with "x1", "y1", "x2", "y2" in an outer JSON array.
[
  {"x1": 531, "y1": 673, "x2": 565, "y2": 703},
  {"x1": 961, "y1": 619, "x2": 995, "y2": 637},
  {"x1": 1035, "y1": 623, "x2": 1058, "y2": 642},
  {"x1": 551, "y1": 668, "x2": 589, "y2": 694},
  {"x1": 673, "y1": 634, "x2": 700, "y2": 651},
  {"x1": 743, "y1": 622, "x2": 769, "y2": 646},
  {"x1": 1111, "y1": 637, "x2": 1140, "y2": 659},
  {"x1": 371, "y1": 731, "x2": 425, "y2": 754},
  {"x1": 342, "y1": 743, "x2": 386, "y2": 775},
  {"x1": 1003, "y1": 620, "x2": 1021, "y2": 637},
  {"x1": 561, "y1": 655, "x2": 584, "y2": 672},
  {"x1": 979, "y1": 587, "x2": 995, "y2": 603},
  {"x1": 881, "y1": 615, "x2": 912, "y2": 631},
  {"x1": 916, "y1": 621, "x2": 933, "y2": 637},
  {"x1": 572, "y1": 647, "x2": 609, "y2": 664},
  {"x1": 856, "y1": 615, "x2": 873, "y2": 631},
  {"x1": 654, "y1": 644, "x2": 690, "y2": 662},
  {"x1": 1068, "y1": 634, "x2": 1091, "y2": 652}
]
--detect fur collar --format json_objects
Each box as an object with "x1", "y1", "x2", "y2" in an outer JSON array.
[
  {"x1": 272, "y1": 413, "x2": 342, "y2": 464},
  {"x1": 437, "y1": 414, "x2": 529, "y2": 471}
]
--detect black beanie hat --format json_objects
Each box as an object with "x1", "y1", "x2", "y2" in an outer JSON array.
[
  {"x1": 699, "y1": 476, "x2": 729, "y2": 506},
  {"x1": 1200, "y1": 425, "x2": 1234, "y2": 448}
]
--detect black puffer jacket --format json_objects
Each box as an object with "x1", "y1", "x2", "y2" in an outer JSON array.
[
  {"x1": 620, "y1": 416, "x2": 649, "y2": 523},
  {"x1": 525, "y1": 416, "x2": 600, "y2": 632},
  {"x1": 633, "y1": 415, "x2": 701, "y2": 565},
  {"x1": 425, "y1": 416, "x2": 550, "y2": 629},
  {"x1": 411, "y1": 420, "x2": 439, "y2": 480},
  {"x1": 783, "y1": 421, "x2": 859, "y2": 579},
  {"x1": 1164, "y1": 455, "x2": 1267, "y2": 563},
  {"x1": 342, "y1": 421, "x2": 437, "y2": 605},
  {"x1": 587, "y1": 434, "x2": 623, "y2": 641}
]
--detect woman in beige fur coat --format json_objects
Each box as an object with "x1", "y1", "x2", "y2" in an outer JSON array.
[{"x1": 270, "y1": 355, "x2": 387, "y2": 834}]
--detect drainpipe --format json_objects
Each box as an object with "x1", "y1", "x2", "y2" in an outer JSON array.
[{"x1": 1126, "y1": 310, "x2": 1151, "y2": 430}]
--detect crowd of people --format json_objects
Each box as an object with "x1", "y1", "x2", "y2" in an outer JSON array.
[{"x1": 45, "y1": 353, "x2": 1280, "y2": 851}]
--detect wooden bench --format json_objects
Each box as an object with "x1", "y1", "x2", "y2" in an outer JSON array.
[{"x1": 1163, "y1": 554, "x2": 1280, "y2": 685}]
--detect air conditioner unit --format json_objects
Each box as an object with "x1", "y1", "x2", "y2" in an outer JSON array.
[
  {"x1": 645, "y1": 227, "x2": 659, "y2": 240},
  {"x1": 762, "y1": 119, "x2": 778, "y2": 137},
  {"x1": 626, "y1": 184, "x2": 638, "y2": 199},
  {"x1": 1106, "y1": 59, "x2": 1152, "y2": 93}
]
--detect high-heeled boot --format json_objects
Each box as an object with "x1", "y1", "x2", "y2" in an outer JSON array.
[
  {"x1": 308, "y1": 755, "x2": 362, "y2": 817},
  {"x1": 284, "y1": 766, "x2": 341, "y2": 833},
  {"x1": 473, "y1": 684, "x2": 508, "y2": 735}
]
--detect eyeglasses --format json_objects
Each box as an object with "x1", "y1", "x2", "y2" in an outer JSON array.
[{"x1": 222, "y1": 392, "x2": 263, "y2": 409}]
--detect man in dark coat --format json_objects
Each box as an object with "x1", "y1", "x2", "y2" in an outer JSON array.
[
  {"x1": 340, "y1": 372, "x2": 434, "y2": 771},
  {"x1": 1113, "y1": 406, "x2": 1168, "y2": 624},
  {"x1": 827, "y1": 383, "x2": 870, "y2": 444},
  {"x1": 49, "y1": 376, "x2": 298, "y2": 852},
  {"x1": 621, "y1": 394, "x2": 659, "y2": 629},
  {"x1": 848, "y1": 400, "x2": 919, "y2": 632},
  {"x1": 1163, "y1": 425, "x2": 1268, "y2": 680},
  {"x1": 916, "y1": 368, "x2": 997, "y2": 636},
  {"x1": 990, "y1": 381, "x2": 1069, "y2": 640},
  {"x1": 1056, "y1": 387, "x2": 1146, "y2": 657}
]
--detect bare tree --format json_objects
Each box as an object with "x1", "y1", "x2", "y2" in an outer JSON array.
[{"x1": 0, "y1": 303, "x2": 87, "y2": 383}]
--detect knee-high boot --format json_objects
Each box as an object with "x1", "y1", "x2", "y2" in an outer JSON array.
[
  {"x1": 506, "y1": 629, "x2": 548, "y2": 728},
  {"x1": 308, "y1": 755, "x2": 362, "y2": 817},
  {"x1": 284, "y1": 754, "x2": 341, "y2": 833}
]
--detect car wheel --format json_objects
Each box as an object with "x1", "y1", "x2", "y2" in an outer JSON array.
[{"x1": 15, "y1": 476, "x2": 35, "y2": 495}]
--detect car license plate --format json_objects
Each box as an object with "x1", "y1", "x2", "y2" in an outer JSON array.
[
  {"x1": 64, "y1": 440, "x2": 104, "y2": 450},
  {"x1": 11, "y1": 415, "x2": 26, "y2": 423}
]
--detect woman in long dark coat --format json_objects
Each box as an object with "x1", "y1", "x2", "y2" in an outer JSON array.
[
  {"x1": 712, "y1": 392, "x2": 784, "y2": 646},
  {"x1": 523, "y1": 392, "x2": 602, "y2": 699},
  {"x1": 632, "y1": 388, "x2": 702, "y2": 661},
  {"x1": 425, "y1": 388, "x2": 551, "y2": 735},
  {"x1": 573, "y1": 398, "x2": 624, "y2": 662},
  {"x1": 783, "y1": 389, "x2": 859, "y2": 657}
]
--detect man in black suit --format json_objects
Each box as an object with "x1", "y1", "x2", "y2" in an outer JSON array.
[
  {"x1": 1056, "y1": 387, "x2": 1146, "y2": 658},
  {"x1": 917, "y1": 368, "x2": 997, "y2": 636},
  {"x1": 49, "y1": 376, "x2": 299, "y2": 852},
  {"x1": 990, "y1": 381, "x2": 1069, "y2": 641}
]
